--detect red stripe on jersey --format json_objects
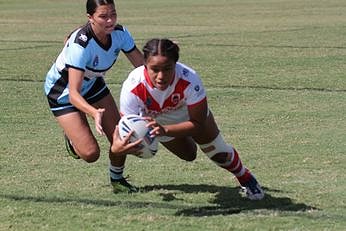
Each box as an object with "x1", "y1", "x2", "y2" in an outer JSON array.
[
  {"x1": 131, "y1": 83, "x2": 161, "y2": 111},
  {"x1": 187, "y1": 97, "x2": 207, "y2": 109},
  {"x1": 144, "y1": 67, "x2": 155, "y2": 88},
  {"x1": 131, "y1": 72, "x2": 191, "y2": 114}
]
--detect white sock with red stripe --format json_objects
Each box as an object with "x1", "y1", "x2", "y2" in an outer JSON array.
[
  {"x1": 199, "y1": 134, "x2": 252, "y2": 185},
  {"x1": 222, "y1": 148, "x2": 251, "y2": 184}
]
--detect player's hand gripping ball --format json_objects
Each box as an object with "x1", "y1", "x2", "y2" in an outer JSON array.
[{"x1": 118, "y1": 114, "x2": 158, "y2": 159}]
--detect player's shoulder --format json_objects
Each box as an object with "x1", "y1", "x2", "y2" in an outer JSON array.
[
  {"x1": 176, "y1": 62, "x2": 199, "y2": 80},
  {"x1": 124, "y1": 66, "x2": 146, "y2": 87},
  {"x1": 110, "y1": 24, "x2": 134, "y2": 45},
  {"x1": 114, "y1": 24, "x2": 125, "y2": 31},
  {"x1": 112, "y1": 24, "x2": 131, "y2": 35},
  {"x1": 69, "y1": 23, "x2": 93, "y2": 48},
  {"x1": 128, "y1": 65, "x2": 145, "y2": 78}
]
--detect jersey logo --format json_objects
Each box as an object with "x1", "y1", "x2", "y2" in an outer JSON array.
[
  {"x1": 131, "y1": 78, "x2": 190, "y2": 115},
  {"x1": 79, "y1": 34, "x2": 88, "y2": 42},
  {"x1": 171, "y1": 93, "x2": 180, "y2": 105},
  {"x1": 93, "y1": 55, "x2": 99, "y2": 67},
  {"x1": 183, "y1": 68, "x2": 189, "y2": 77}
]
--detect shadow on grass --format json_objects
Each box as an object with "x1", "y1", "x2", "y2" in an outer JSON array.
[
  {"x1": 0, "y1": 192, "x2": 187, "y2": 210},
  {"x1": 0, "y1": 184, "x2": 318, "y2": 217},
  {"x1": 142, "y1": 184, "x2": 319, "y2": 217}
]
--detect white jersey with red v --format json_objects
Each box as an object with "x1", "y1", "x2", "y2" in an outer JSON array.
[{"x1": 120, "y1": 62, "x2": 206, "y2": 122}]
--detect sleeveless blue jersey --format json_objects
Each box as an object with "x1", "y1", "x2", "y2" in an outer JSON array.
[{"x1": 44, "y1": 23, "x2": 136, "y2": 112}]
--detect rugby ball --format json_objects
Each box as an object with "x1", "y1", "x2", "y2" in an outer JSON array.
[{"x1": 118, "y1": 114, "x2": 158, "y2": 159}]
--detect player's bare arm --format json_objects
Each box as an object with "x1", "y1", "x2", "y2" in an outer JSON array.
[
  {"x1": 125, "y1": 47, "x2": 144, "y2": 68},
  {"x1": 68, "y1": 67, "x2": 105, "y2": 135},
  {"x1": 147, "y1": 99, "x2": 208, "y2": 138}
]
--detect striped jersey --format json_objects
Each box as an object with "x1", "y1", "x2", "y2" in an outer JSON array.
[
  {"x1": 44, "y1": 22, "x2": 136, "y2": 110},
  {"x1": 119, "y1": 62, "x2": 207, "y2": 125}
]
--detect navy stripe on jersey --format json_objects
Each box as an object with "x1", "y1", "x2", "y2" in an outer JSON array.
[
  {"x1": 48, "y1": 77, "x2": 109, "y2": 111},
  {"x1": 73, "y1": 23, "x2": 93, "y2": 48},
  {"x1": 50, "y1": 85, "x2": 109, "y2": 117},
  {"x1": 65, "y1": 64, "x2": 85, "y2": 72},
  {"x1": 47, "y1": 70, "x2": 69, "y2": 108},
  {"x1": 83, "y1": 77, "x2": 108, "y2": 100},
  {"x1": 122, "y1": 45, "x2": 136, "y2": 54},
  {"x1": 114, "y1": 24, "x2": 124, "y2": 31},
  {"x1": 65, "y1": 62, "x2": 118, "y2": 74},
  {"x1": 85, "y1": 60, "x2": 116, "y2": 72}
]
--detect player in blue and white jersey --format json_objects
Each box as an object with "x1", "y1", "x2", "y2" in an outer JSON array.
[{"x1": 44, "y1": 0, "x2": 143, "y2": 193}]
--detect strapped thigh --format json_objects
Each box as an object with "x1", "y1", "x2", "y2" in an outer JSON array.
[{"x1": 199, "y1": 133, "x2": 233, "y2": 159}]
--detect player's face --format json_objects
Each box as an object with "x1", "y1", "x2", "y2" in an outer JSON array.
[
  {"x1": 88, "y1": 4, "x2": 117, "y2": 35},
  {"x1": 145, "y1": 55, "x2": 176, "y2": 91}
]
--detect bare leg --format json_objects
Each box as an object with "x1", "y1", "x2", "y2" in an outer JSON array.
[
  {"x1": 193, "y1": 111, "x2": 264, "y2": 200},
  {"x1": 56, "y1": 111, "x2": 99, "y2": 163},
  {"x1": 160, "y1": 112, "x2": 219, "y2": 161},
  {"x1": 161, "y1": 137, "x2": 197, "y2": 161},
  {"x1": 93, "y1": 93, "x2": 138, "y2": 193},
  {"x1": 92, "y1": 93, "x2": 126, "y2": 167}
]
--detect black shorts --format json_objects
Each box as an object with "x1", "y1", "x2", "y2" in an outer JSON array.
[{"x1": 47, "y1": 77, "x2": 110, "y2": 117}]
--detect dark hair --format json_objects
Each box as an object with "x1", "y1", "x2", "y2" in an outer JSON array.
[
  {"x1": 143, "y1": 38, "x2": 180, "y2": 63},
  {"x1": 86, "y1": 0, "x2": 114, "y2": 15}
]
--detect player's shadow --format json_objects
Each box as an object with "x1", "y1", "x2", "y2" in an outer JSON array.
[
  {"x1": 0, "y1": 184, "x2": 317, "y2": 218},
  {"x1": 141, "y1": 184, "x2": 318, "y2": 217}
]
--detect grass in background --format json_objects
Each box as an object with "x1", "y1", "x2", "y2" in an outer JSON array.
[{"x1": 0, "y1": 0, "x2": 345, "y2": 230}]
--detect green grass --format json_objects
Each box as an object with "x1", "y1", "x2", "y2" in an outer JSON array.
[{"x1": 0, "y1": 0, "x2": 345, "y2": 230}]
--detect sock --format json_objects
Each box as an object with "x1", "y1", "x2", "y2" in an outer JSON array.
[
  {"x1": 109, "y1": 164, "x2": 124, "y2": 181},
  {"x1": 223, "y1": 148, "x2": 251, "y2": 184}
]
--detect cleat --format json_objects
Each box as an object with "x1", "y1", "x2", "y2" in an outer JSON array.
[
  {"x1": 240, "y1": 173, "x2": 264, "y2": 200},
  {"x1": 111, "y1": 177, "x2": 139, "y2": 194},
  {"x1": 64, "y1": 134, "x2": 80, "y2": 159}
]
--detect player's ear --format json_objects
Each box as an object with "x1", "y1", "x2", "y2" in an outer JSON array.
[{"x1": 87, "y1": 14, "x2": 94, "y2": 23}]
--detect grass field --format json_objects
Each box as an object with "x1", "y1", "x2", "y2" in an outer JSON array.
[{"x1": 0, "y1": 0, "x2": 345, "y2": 230}]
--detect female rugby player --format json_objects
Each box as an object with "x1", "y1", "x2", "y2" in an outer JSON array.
[
  {"x1": 119, "y1": 38, "x2": 264, "y2": 200},
  {"x1": 44, "y1": 0, "x2": 143, "y2": 193}
]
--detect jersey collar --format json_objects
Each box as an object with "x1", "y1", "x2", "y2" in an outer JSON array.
[{"x1": 144, "y1": 67, "x2": 155, "y2": 88}]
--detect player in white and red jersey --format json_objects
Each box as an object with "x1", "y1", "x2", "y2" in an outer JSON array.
[
  {"x1": 120, "y1": 38, "x2": 264, "y2": 200},
  {"x1": 120, "y1": 62, "x2": 206, "y2": 141}
]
